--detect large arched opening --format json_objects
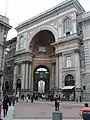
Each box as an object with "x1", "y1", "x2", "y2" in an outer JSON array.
[
  {"x1": 30, "y1": 30, "x2": 55, "y2": 55},
  {"x1": 33, "y1": 65, "x2": 50, "y2": 93},
  {"x1": 30, "y1": 30, "x2": 55, "y2": 93}
]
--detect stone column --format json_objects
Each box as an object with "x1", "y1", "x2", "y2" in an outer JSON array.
[
  {"x1": 74, "y1": 50, "x2": 81, "y2": 101},
  {"x1": 13, "y1": 66, "x2": 17, "y2": 90},
  {"x1": 25, "y1": 63, "x2": 29, "y2": 89},
  {"x1": 29, "y1": 63, "x2": 32, "y2": 89},
  {"x1": 31, "y1": 69, "x2": 33, "y2": 92},
  {"x1": 21, "y1": 64, "x2": 25, "y2": 89},
  {"x1": 24, "y1": 63, "x2": 26, "y2": 89},
  {"x1": 73, "y1": 19, "x2": 77, "y2": 34},
  {"x1": 59, "y1": 53, "x2": 62, "y2": 89},
  {"x1": 27, "y1": 63, "x2": 29, "y2": 89},
  {"x1": 52, "y1": 64, "x2": 55, "y2": 88},
  {"x1": 56, "y1": 55, "x2": 59, "y2": 89}
]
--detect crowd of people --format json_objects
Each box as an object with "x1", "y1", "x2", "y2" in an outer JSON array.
[
  {"x1": 2, "y1": 92, "x2": 90, "y2": 120},
  {"x1": 20, "y1": 93, "x2": 59, "y2": 102}
]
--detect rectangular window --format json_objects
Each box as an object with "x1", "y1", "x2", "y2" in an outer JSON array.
[
  {"x1": 18, "y1": 65, "x2": 21, "y2": 74},
  {"x1": 18, "y1": 37, "x2": 25, "y2": 50},
  {"x1": 66, "y1": 56, "x2": 72, "y2": 67}
]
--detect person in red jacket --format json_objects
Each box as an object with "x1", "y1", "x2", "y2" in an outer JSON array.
[{"x1": 80, "y1": 103, "x2": 90, "y2": 120}]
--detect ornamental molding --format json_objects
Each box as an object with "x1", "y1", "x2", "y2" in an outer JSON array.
[
  {"x1": 62, "y1": 71, "x2": 76, "y2": 81},
  {"x1": 16, "y1": 0, "x2": 85, "y2": 31},
  {"x1": 52, "y1": 33, "x2": 80, "y2": 46},
  {"x1": 50, "y1": 21, "x2": 58, "y2": 30},
  {"x1": 14, "y1": 52, "x2": 34, "y2": 64},
  {"x1": 27, "y1": 25, "x2": 58, "y2": 49}
]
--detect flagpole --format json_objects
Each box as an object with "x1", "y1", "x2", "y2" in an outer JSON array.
[{"x1": 5, "y1": 0, "x2": 9, "y2": 17}]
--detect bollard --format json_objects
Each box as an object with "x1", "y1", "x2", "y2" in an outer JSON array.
[
  {"x1": 0, "y1": 104, "x2": 2, "y2": 120},
  {"x1": 52, "y1": 111, "x2": 62, "y2": 120}
]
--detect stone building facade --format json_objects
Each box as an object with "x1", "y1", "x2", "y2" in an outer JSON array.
[
  {"x1": 3, "y1": 37, "x2": 16, "y2": 94},
  {"x1": 13, "y1": 0, "x2": 90, "y2": 101},
  {"x1": 0, "y1": 15, "x2": 11, "y2": 98}
]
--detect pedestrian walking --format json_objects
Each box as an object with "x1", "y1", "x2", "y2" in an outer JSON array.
[
  {"x1": 16, "y1": 92, "x2": 19, "y2": 102},
  {"x1": 31, "y1": 95, "x2": 34, "y2": 103},
  {"x1": 79, "y1": 103, "x2": 90, "y2": 120},
  {"x1": 26, "y1": 95, "x2": 28, "y2": 102},
  {"x1": 12, "y1": 96, "x2": 16, "y2": 106},
  {"x1": 54, "y1": 95, "x2": 59, "y2": 111},
  {"x1": 3, "y1": 97, "x2": 8, "y2": 117}
]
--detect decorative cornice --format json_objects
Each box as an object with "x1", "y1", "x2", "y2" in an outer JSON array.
[
  {"x1": 0, "y1": 20, "x2": 12, "y2": 30},
  {"x1": 78, "y1": 12, "x2": 90, "y2": 23},
  {"x1": 6, "y1": 37, "x2": 17, "y2": 45},
  {"x1": 15, "y1": 0, "x2": 85, "y2": 31},
  {"x1": 14, "y1": 51, "x2": 34, "y2": 57},
  {"x1": 51, "y1": 33, "x2": 81, "y2": 46}
]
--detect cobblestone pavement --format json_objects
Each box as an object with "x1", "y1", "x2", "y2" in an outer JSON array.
[{"x1": 13, "y1": 100, "x2": 84, "y2": 120}]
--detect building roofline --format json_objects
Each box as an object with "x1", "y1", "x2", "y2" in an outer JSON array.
[
  {"x1": 15, "y1": 0, "x2": 85, "y2": 31},
  {"x1": 0, "y1": 20, "x2": 12, "y2": 30},
  {"x1": 6, "y1": 37, "x2": 17, "y2": 45}
]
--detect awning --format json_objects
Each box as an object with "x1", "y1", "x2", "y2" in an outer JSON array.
[{"x1": 62, "y1": 86, "x2": 75, "y2": 90}]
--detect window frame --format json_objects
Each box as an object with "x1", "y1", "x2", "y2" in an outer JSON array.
[
  {"x1": 63, "y1": 17, "x2": 72, "y2": 36},
  {"x1": 18, "y1": 65, "x2": 21, "y2": 74},
  {"x1": 66, "y1": 56, "x2": 72, "y2": 68}
]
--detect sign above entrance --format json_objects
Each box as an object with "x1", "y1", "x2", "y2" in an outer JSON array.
[
  {"x1": 62, "y1": 86, "x2": 75, "y2": 90},
  {"x1": 39, "y1": 46, "x2": 46, "y2": 52}
]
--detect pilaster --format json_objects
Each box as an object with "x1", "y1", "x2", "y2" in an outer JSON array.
[
  {"x1": 29, "y1": 63, "x2": 32, "y2": 89},
  {"x1": 59, "y1": 53, "x2": 62, "y2": 89},
  {"x1": 74, "y1": 50, "x2": 81, "y2": 88},
  {"x1": 51, "y1": 64, "x2": 55, "y2": 88},
  {"x1": 21, "y1": 64, "x2": 25, "y2": 89},
  {"x1": 13, "y1": 66, "x2": 17, "y2": 90},
  {"x1": 25, "y1": 63, "x2": 29, "y2": 89},
  {"x1": 74, "y1": 50, "x2": 81, "y2": 100},
  {"x1": 56, "y1": 56, "x2": 59, "y2": 89}
]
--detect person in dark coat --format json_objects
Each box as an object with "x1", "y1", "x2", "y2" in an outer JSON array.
[
  {"x1": 55, "y1": 95, "x2": 59, "y2": 111},
  {"x1": 12, "y1": 96, "x2": 16, "y2": 106},
  {"x1": 31, "y1": 95, "x2": 34, "y2": 103},
  {"x1": 3, "y1": 97, "x2": 8, "y2": 117}
]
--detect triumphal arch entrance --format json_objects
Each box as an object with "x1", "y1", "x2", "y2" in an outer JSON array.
[
  {"x1": 14, "y1": 29, "x2": 56, "y2": 94},
  {"x1": 13, "y1": 0, "x2": 83, "y2": 100}
]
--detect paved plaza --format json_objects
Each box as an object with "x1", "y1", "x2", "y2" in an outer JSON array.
[
  {"x1": 12, "y1": 100, "x2": 83, "y2": 120},
  {"x1": 1, "y1": 100, "x2": 86, "y2": 120}
]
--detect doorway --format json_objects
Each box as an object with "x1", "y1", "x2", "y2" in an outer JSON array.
[{"x1": 33, "y1": 66, "x2": 50, "y2": 93}]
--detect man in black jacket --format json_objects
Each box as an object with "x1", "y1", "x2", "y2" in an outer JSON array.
[
  {"x1": 55, "y1": 95, "x2": 59, "y2": 111},
  {"x1": 3, "y1": 97, "x2": 8, "y2": 117}
]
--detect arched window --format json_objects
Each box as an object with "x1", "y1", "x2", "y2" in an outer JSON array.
[
  {"x1": 63, "y1": 18, "x2": 72, "y2": 36},
  {"x1": 65, "y1": 74, "x2": 74, "y2": 86}
]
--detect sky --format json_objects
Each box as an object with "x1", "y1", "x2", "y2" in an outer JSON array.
[{"x1": 0, "y1": 0, "x2": 90, "y2": 40}]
